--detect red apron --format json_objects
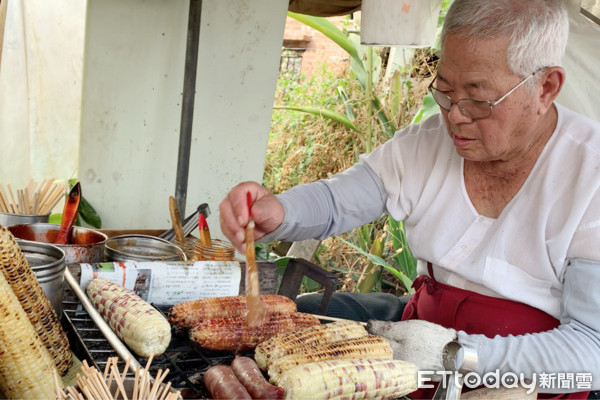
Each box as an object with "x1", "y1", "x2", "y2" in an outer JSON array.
[{"x1": 402, "y1": 263, "x2": 589, "y2": 399}]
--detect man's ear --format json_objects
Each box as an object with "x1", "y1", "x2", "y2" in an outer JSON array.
[{"x1": 538, "y1": 66, "x2": 566, "y2": 114}]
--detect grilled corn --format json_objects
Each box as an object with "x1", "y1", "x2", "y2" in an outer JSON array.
[
  {"x1": 168, "y1": 294, "x2": 297, "y2": 328},
  {"x1": 189, "y1": 312, "x2": 320, "y2": 351},
  {"x1": 0, "y1": 226, "x2": 72, "y2": 375},
  {"x1": 268, "y1": 334, "x2": 393, "y2": 384},
  {"x1": 0, "y1": 255, "x2": 60, "y2": 399},
  {"x1": 86, "y1": 278, "x2": 172, "y2": 357},
  {"x1": 278, "y1": 358, "x2": 419, "y2": 400},
  {"x1": 254, "y1": 320, "x2": 367, "y2": 370}
]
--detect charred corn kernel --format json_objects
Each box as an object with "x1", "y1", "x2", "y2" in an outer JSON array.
[
  {"x1": 268, "y1": 335, "x2": 393, "y2": 384},
  {"x1": 0, "y1": 227, "x2": 72, "y2": 376},
  {"x1": 189, "y1": 312, "x2": 320, "y2": 351},
  {"x1": 86, "y1": 278, "x2": 172, "y2": 358},
  {"x1": 0, "y1": 256, "x2": 60, "y2": 399},
  {"x1": 278, "y1": 358, "x2": 419, "y2": 400},
  {"x1": 255, "y1": 320, "x2": 367, "y2": 370},
  {"x1": 168, "y1": 294, "x2": 297, "y2": 328}
]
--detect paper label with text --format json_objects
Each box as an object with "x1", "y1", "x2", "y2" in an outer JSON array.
[{"x1": 79, "y1": 261, "x2": 241, "y2": 306}]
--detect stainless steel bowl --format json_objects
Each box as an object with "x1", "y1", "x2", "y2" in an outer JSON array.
[{"x1": 105, "y1": 234, "x2": 186, "y2": 262}]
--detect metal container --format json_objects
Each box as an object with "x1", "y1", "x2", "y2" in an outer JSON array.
[
  {"x1": 0, "y1": 211, "x2": 49, "y2": 226},
  {"x1": 8, "y1": 223, "x2": 107, "y2": 264},
  {"x1": 17, "y1": 239, "x2": 66, "y2": 316},
  {"x1": 105, "y1": 234, "x2": 186, "y2": 262}
]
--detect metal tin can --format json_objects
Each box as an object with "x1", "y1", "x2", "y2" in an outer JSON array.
[
  {"x1": 17, "y1": 239, "x2": 66, "y2": 316},
  {"x1": 105, "y1": 234, "x2": 186, "y2": 262},
  {"x1": 0, "y1": 211, "x2": 49, "y2": 226}
]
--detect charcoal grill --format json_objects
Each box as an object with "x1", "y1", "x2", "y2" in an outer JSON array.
[{"x1": 61, "y1": 258, "x2": 337, "y2": 399}]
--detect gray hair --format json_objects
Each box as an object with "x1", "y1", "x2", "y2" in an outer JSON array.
[{"x1": 441, "y1": 0, "x2": 569, "y2": 80}]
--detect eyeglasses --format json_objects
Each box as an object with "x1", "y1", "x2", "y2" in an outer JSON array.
[{"x1": 428, "y1": 71, "x2": 539, "y2": 120}]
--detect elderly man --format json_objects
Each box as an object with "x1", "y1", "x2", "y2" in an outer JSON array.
[{"x1": 220, "y1": 0, "x2": 600, "y2": 397}]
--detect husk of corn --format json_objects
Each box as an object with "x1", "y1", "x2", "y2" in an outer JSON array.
[
  {"x1": 0, "y1": 250, "x2": 60, "y2": 399},
  {"x1": 0, "y1": 226, "x2": 72, "y2": 375}
]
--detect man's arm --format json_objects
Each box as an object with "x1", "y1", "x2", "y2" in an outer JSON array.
[
  {"x1": 260, "y1": 161, "x2": 388, "y2": 243},
  {"x1": 458, "y1": 258, "x2": 600, "y2": 393}
]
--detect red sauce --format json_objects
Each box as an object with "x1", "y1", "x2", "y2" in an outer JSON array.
[{"x1": 8, "y1": 225, "x2": 105, "y2": 246}]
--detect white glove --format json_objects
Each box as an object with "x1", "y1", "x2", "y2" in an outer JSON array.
[{"x1": 367, "y1": 319, "x2": 457, "y2": 372}]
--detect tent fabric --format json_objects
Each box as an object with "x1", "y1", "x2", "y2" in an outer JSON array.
[
  {"x1": 556, "y1": 3, "x2": 600, "y2": 122},
  {"x1": 288, "y1": 0, "x2": 360, "y2": 17}
]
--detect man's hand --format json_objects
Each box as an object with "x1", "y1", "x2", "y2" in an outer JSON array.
[
  {"x1": 219, "y1": 181, "x2": 284, "y2": 253},
  {"x1": 367, "y1": 319, "x2": 457, "y2": 372}
]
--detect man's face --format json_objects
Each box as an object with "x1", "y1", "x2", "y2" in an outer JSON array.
[{"x1": 436, "y1": 35, "x2": 542, "y2": 163}]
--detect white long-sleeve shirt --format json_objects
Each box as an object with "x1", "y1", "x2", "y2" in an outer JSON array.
[{"x1": 264, "y1": 103, "x2": 600, "y2": 391}]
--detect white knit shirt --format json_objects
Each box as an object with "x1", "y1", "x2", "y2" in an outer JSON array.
[{"x1": 362, "y1": 103, "x2": 600, "y2": 319}]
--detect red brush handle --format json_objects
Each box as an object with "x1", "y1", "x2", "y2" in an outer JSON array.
[
  {"x1": 246, "y1": 192, "x2": 252, "y2": 219},
  {"x1": 198, "y1": 213, "x2": 208, "y2": 230},
  {"x1": 198, "y1": 213, "x2": 212, "y2": 246}
]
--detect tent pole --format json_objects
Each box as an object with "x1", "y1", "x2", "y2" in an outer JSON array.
[{"x1": 175, "y1": 0, "x2": 202, "y2": 214}]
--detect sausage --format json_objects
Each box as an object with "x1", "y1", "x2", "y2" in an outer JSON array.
[
  {"x1": 204, "y1": 365, "x2": 252, "y2": 399},
  {"x1": 232, "y1": 356, "x2": 284, "y2": 399}
]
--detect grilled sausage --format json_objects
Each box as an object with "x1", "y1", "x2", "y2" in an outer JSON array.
[
  {"x1": 204, "y1": 365, "x2": 251, "y2": 399},
  {"x1": 232, "y1": 356, "x2": 284, "y2": 399}
]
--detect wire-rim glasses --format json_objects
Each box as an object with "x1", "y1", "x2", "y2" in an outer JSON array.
[{"x1": 428, "y1": 70, "x2": 540, "y2": 120}]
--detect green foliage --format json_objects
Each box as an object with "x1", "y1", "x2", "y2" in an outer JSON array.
[{"x1": 266, "y1": 10, "x2": 452, "y2": 294}]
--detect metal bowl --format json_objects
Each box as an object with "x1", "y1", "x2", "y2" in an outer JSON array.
[
  {"x1": 8, "y1": 223, "x2": 107, "y2": 264},
  {"x1": 17, "y1": 239, "x2": 66, "y2": 315},
  {"x1": 105, "y1": 234, "x2": 186, "y2": 262}
]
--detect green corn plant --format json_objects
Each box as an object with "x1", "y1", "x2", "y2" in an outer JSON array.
[
  {"x1": 270, "y1": 7, "x2": 451, "y2": 293},
  {"x1": 356, "y1": 232, "x2": 384, "y2": 293},
  {"x1": 340, "y1": 216, "x2": 417, "y2": 294},
  {"x1": 284, "y1": 12, "x2": 396, "y2": 139}
]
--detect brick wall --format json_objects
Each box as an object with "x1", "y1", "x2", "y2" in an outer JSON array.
[{"x1": 282, "y1": 16, "x2": 354, "y2": 78}]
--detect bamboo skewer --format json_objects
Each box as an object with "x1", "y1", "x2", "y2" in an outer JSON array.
[
  {"x1": 6, "y1": 184, "x2": 19, "y2": 213},
  {"x1": 0, "y1": 180, "x2": 67, "y2": 216},
  {"x1": 310, "y1": 313, "x2": 368, "y2": 326},
  {"x1": 64, "y1": 269, "x2": 141, "y2": 374},
  {"x1": 55, "y1": 356, "x2": 180, "y2": 400}
]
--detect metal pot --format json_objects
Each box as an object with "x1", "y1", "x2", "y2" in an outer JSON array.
[
  {"x1": 8, "y1": 223, "x2": 107, "y2": 264},
  {"x1": 17, "y1": 239, "x2": 66, "y2": 316},
  {"x1": 105, "y1": 234, "x2": 186, "y2": 262}
]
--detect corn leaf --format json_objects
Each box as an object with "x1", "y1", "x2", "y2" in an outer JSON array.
[
  {"x1": 411, "y1": 93, "x2": 440, "y2": 124},
  {"x1": 273, "y1": 105, "x2": 361, "y2": 133},
  {"x1": 337, "y1": 87, "x2": 355, "y2": 120},
  {"x1": 288, "y1": 12, "x2": 364, "y2": 74},
  {"x1": 339, "y1": 237, "x2": 414, "y2": 294}
]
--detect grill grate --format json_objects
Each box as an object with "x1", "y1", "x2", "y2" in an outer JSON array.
[
  {"x1": 61, "y1": 258, "x2": 338, "y2": 399},
  {"x1": 62, "y1": 284, "x2": 247, "y2": 399}
]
